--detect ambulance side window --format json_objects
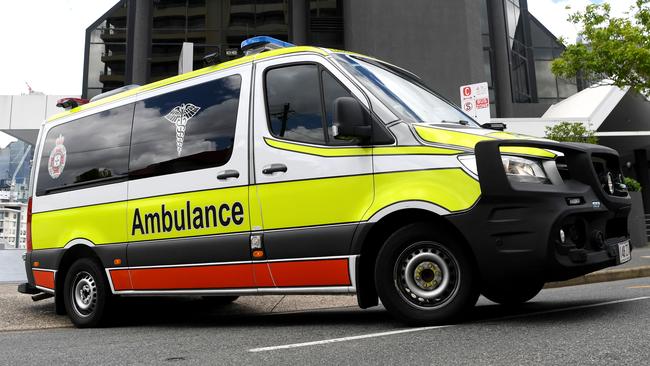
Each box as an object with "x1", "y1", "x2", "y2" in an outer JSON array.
[
  {"x1": 129, "y1": 74, "x2": 242, "y2": 179},
  {"x1": 265, "y1": 64, "x2": 359, "y2": 145},
  {"x1": 265, "y1": 64, "x2": 326, "y2": 144},
  {"x1": 321, "y1": 70, "x2": 357, "y2": 145},
  {"x1": 35, "y1": 103, "x2": 134, "y2": 196}
]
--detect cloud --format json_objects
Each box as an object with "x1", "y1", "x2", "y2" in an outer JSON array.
[{"x1": 528, "y1": 0, "x2": 636, "y2": 43}]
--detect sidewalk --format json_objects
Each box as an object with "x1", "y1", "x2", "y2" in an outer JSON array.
[{"x1": 545, "y1": 246, "x2": 650, "y2": 288}]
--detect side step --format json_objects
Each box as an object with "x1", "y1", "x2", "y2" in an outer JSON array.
[{"x1": 17, "y1": 283, "x2": 54, "y2": 301}]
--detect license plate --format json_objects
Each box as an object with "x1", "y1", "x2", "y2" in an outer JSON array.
[{"x1": 618, "y1": 240, "x2": 631, "y2": 264}]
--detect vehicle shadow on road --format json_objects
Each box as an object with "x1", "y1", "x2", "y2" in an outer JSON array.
[{"x1": 102, "y1": 296, "x2": 634, "y2": 329}]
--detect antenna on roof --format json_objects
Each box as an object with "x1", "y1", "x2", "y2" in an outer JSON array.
[{"x1": 240, "y1": 36, "x2": 295, "y2": 56}]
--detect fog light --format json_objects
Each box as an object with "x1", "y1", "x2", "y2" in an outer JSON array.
[{"x1": 559, "y1": 229, "x2": 566, "y2": 244}]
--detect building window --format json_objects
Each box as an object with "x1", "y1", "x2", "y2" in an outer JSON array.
[
  {"x1": 530, "y1": 17, "x2": 577, "y2": 102},
  {"x1": 504, "y1": 0, "x2": 533, "y2": 103},
  {"x1": 308, "y1": 0, "x2": 344, "y2": 49},
  {"x1": 85, "y1": 1, "x2": 129, "y2": 99}
]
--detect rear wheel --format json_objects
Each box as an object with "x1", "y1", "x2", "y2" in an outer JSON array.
[
  {"x1": 482, "y1": 282, "x2": 544, "y2": 306},
  {"x1": 63, "y1": 258, "x2": 112, "y2": 328},
  {"x1": 374, "y1": 223, "x2": 479, "y2": 325}
]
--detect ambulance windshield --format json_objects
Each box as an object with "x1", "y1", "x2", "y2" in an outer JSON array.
[{"x1": 333, "y1": 53, "x2": 479, "y2": 127}]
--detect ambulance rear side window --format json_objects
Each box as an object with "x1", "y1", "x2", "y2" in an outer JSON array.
[
  {"x1": 129, "y1": 74, "x2": 241, "y2": 179},
  {"x1": 36, "y1": 103, "x2": 134, "y2": 196}
]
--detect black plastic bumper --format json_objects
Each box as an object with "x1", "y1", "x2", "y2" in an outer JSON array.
[{"x1": 447, "y1": 139, "x2": 632, "y2": 290}]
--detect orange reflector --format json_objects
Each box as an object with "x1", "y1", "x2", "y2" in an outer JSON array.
[
  {"x1": 33, "y1": 261, "x2": 40, "y2": 267},
  {"x1": 252, "y1": 250, "x2": 265, "y2": 258},
  {"x1": 113, "y1": 258, "x2": 122, "y2": 265}
]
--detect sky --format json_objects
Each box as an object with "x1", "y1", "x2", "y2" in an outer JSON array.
[{"x1": 0, "y1": 0, "x2": 638, "y2": 97}]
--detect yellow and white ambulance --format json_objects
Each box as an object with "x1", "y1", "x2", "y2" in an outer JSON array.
[{"x1": 19, "y1": 37, "x2": 632, "y2": 327}]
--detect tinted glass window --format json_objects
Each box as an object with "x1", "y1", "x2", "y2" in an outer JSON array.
[
  {"x1": 36, "y1": 104, "x2": 134, "y2": 196},
  {"x1": 266, "y1": 64, "x2": 326, "y2": 144},
  {"x1": 321, "y1": 70, "x2": 356, "y2": 145},
  {"x1": 129, "y1": 74, "x2": 241, "y2": 179}
]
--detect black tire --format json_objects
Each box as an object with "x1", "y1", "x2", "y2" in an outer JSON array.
[
  {"x1": 482, "y1": 282, "x2": 544, "y2": 306},
  {"x1": 374, "y1": 223, "x2": 479, "y2": 325},
  {"x1": 63, "y1": 258, "x2": 112, "y2": 328},
  {"x1": 201, "y1": 295, "x2": 239, "y2": 305}
]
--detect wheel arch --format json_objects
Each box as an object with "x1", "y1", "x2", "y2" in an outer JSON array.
[
  {"x1": 54, "y1": 239, "x2": 102, "y2": 315},
  {"x1": 353, "y1": 207, "x2": 478, "y2": 309}
]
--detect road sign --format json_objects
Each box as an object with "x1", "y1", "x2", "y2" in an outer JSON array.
[{"x1": 459, "y1": 82, "x2": 490, "y2": 124}]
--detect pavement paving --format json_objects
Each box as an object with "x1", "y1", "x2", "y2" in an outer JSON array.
[{"x1": 0, "y1": 277, "x2": 649, "y2": 365}]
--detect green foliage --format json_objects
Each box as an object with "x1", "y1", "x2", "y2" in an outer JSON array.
[
  {"x1": 551, "y1": 0, "x2": 650, "y2": 95},
  {"x1": 625, "y1": 176, "x2": 642, "y2": 192},
  {"x1": 544, "y1": 122, "x2": 599, "y2": 144}
]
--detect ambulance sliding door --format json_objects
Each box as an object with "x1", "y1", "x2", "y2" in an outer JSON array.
[{"x1": 116, "y1": 65, "x2": 255, "y2": 293}]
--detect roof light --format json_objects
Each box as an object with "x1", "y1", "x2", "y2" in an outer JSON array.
[
  {"x1": 240, "y1": 36, "x2": 294, "y2": 56},
  {"x1": 56, "y1": 98, "x2": 89, "y2": 110}
]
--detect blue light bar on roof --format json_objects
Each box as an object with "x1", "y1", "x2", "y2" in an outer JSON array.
[{"x1": 240, "y1": 36, "x2": 295, "y2": 55}]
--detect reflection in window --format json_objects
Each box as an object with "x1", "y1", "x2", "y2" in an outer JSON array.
[
  {"x1": 266, "y1": 65, "x2": 325, "y2": 144},
  {"x1": 36, "y1": 104, "x2": 134, "y2": 196},
  {"x1": 130, "y1": 75, "x2": 241, "y2": 178}
]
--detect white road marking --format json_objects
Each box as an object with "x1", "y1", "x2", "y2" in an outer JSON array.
[
  {"x1": 249, "y1": 325, "x2": 451, "y2": 352},
  {"x1": 249, "y1": 296, "x2": 650, "y2": 353},
  {"x1": 641, "y1": 256, "x2": 650, "y2": 259}
]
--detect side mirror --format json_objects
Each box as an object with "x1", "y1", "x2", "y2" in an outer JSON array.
[
  {"x1": 482, "y1": 122, "x2": 507, "y2": 131},
  {"x1": 332, "y1": 97, "x2": 372, "y2": 141}
]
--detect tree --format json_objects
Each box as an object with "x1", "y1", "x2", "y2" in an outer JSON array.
[
  {"x1": 544, "y1": 122, "x2": 598, "y2": 144},
  {"x1": 551, "y1": 0, "x2": 650, "y2": 95}
]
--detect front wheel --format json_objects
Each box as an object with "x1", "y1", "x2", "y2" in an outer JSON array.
[
  {"x1": 374, "y1": 223, "x2": 479, "y2": 325},
  {"x1": 63, "y1": 258, "x2": 112, "y2": 328}
]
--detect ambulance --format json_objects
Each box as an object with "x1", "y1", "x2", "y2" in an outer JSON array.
[{"x1": 19, "y1": 36, "x2": 632, "y2": 327}]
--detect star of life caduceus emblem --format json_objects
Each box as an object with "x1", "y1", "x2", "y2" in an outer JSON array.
[{"x1": 164, "y1": 103, "x2": 201, "y2": 156}]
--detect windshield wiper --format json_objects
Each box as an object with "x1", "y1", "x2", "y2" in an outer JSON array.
[{"x1": 440, "y1": 120, "x2": 469, "y2": 126}]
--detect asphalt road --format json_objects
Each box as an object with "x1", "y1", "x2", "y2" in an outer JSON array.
[{"x1": 1, "y1": 278, "x2": 649, "y2": 365}]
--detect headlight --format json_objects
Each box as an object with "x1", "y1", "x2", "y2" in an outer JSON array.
[
  {"x1": 501, "y1": 155, "x2": 549, "y2": 184},
  {"x1": 458, "y1": 154, "x2": 549, "y2": 184}
]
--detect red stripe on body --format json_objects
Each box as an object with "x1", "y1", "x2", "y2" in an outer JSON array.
[
  {"x1": 32, "y1": 270, "x2": 55, "y2": 290},
  {"x1": 109, "y1": 258, "x2": 350, "y2": 291},
  {"x1": 253, "y1": 263, "x2": 275, "y2": 287},
  {"x1": 128, "y1": 263, "x2": 256, "y2": 290},
  {"x1": 269, "y1": 259, "x2": 350, "y2": 287},
  {"x1": 110, "y1": 269, "x2": 132, "y2": 291}
]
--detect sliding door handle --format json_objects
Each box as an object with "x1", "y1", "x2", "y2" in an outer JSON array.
[{"x1": 262, "y1": 163, "x2": 288, "y2": 175}]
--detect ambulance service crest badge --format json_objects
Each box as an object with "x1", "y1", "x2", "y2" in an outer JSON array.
[{"x1": 48, "y1": 134, "x2": 67, "y2": 179}]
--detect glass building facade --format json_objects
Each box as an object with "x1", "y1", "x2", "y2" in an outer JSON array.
[
  {"x1": 83, "y1": 0, "x2": 575, "y2": 117},
  {"x1": 478, "y1": 0, "x2": 578, "y2": 115}
]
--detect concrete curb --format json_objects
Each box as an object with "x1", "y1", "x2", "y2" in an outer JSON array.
[{"x1": 544, "y1": 265, "x2": 650, "y2": 289}]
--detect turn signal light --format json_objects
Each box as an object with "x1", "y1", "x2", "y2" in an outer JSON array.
[
  {"x1": 33, "y1": 261, "x2": 40, "y2": 267},
  {"x1": 113, "y1": 258, "x2": 122, "y2": 265},
  {"x1": 252, "y1": 250, "x2": 265, "y2": 258}
]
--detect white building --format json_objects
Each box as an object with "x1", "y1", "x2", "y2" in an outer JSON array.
[{"x1": 0, "y1": 203, "x2": 27, "y2": 249}]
